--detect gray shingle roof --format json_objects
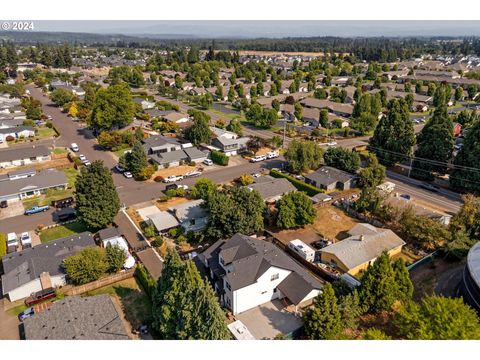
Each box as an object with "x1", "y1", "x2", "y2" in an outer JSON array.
[
  {"x1": 202, "y1": 234, "x2": 323, "y2": 301},
  {"x1": 320, "y1": 223, "x2": 406, "y2": 270},
  {"x1": 0, "y1": 125, "x2": 34, "y2": 135},
  {"x1": 246, "y1": 178, "x2": 296, "y2": 201},
  {"x1": 304, "y1": 166, "x2": 356, "y2": 186},
  {"x1": 0, "y1": 169, "x2": 67, "y2": 198},
  {"x1": 168, "y1": 199, "x2": 207, "y2": 223},
  {"x1": 23, "y1": 294, "x2": 129, "y2": 340},
  {"x1": 1, "y1": 232, "x2": 95, "y2": 295},
  {"x1": 0, "y1": 145, "x2": 50, "y2": 163}
]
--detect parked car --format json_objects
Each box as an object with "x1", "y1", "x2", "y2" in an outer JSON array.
[
  {"x1": 25, "y1": 288, "x2": 56, "y2": 306},
  {"x1": 55, "y1": 208, "x2": 77, "y2": 222},
  {"x1": 24, "y1": 205, "x2": 49, "y2": 215},
  {"x1": 7, "y1": 232, "x2": 18, "y2": 247},
  {"x1": 123, "y1": 171, "x2": 133, "y2": 178},
  {"x1": 114, "y1": 164, "x2": 125, "y2": 173},
  {"x1": 203, "y1": 159, "x2": 213, "y2": 166},
  {"x1": 266, "y1": 150, "x2": 279, "y2": 159},
  {"x1": 326, "y1": 141, "x2": 337, "y2": 146},
  {"x1": 420, "y1": 183, "x2": 440, "y2": 192},
  {"x1": 18, "y1": 307, "x2": 35, "y2": 322},
  {"x1": 20, "y1": 232, "x2": 32, "y2": 248},
  {"x1": 70, "y1": 143, "x2": 79, "y2": 152},
  {"x1": 52, "y1": 197, "x2": 74, "y2": 208},
  {"x1": 163, "y1": 175, "x2": 184, "y2": 183},
  {"x1": 78, "y1": 154, "x2": 86, "y2": 162},
  {"x1": 250, "y1": 155, "x2": 266, "y2": 163},
  {"x1": 0, "y1": 200, "x2": 7, "y2": 208},
  {"x1": 185, "y1": 170, "x2": 202, "y2": 178},
  {"x1": 251, "y1": 173, "x2": 261, "y2": 178},
  {"x1": 399, "y1": 194, "x2": 412, "y2": 200},
  {"x1": 83, "y1": 160, "x2": 91, "y2": 167}
]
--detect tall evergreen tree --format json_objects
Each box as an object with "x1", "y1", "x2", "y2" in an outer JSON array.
[
  {"x1": 152, "y1": 250, "x2": 230, "y2": 339},
  {"x1": 411, "y1": 86, "x2": 454, "y2": 180},
  {"x1": 303, "y1": 283, "x2": 343, "y2": 340},
  {"x1": 393, "y1": 258, "x2": 413, "y2": 303},
  {"x1": 450, "y1": 119, "x2": 480, "y2": 192},
  {"x1": 127, "y1": 140, "x2": 148, "y2": 177},
  {"x1": 370, "y1": 99, "x2": 415, "y2": 165},
  {"x1": 358, "y1": 251, "x2": 399, "y2": 313},
  {"x1": 75, "y1": 160, "x2": 120, "y2": 231}
]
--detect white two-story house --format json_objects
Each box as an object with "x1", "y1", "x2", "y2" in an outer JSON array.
[{"x1": 199, "y1": 233, "x2": 323, "y2": 315}]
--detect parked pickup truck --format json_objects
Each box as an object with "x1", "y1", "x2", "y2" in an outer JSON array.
[
  {"x1": 25, "y1": 288, "x2": 56, "y2": 306},
  {"x1": 24, "y1": 205, "x2": 50, "y2": 215},
  {"x1": 163, "y1": 175, "x2": 184, "y2": 183}
]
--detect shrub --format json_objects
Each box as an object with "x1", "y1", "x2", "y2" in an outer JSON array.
[
  {"x1": 154, "y1": 175, "x2": 164, "y2": 182},
  {"x1": 168, "y1": 227, "x2": 183, "y2": 238},
  {"x1": 211, "y1": 150, "x2": 229, "y2": 166},
  {"x1": 45, "y1": 121, "x2": 53, "y2": 128},
  {"x1": 134, "y1": 264, "x2": 156, "y2": 299},
  {"x1": 151, "y1": 236, "x2": 164, "y2": 248},
  {"x1": 136, "y1": 165, "x2": 155, "y2": 181},
  {"x1": 269, "y1": 169, "x2": 321, "y2": 196},
  {"x1": 142, "y1": 223, "x2": 156, "y2": 238}
]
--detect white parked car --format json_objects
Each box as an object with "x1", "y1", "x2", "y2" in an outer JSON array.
[
  {"x1": 123, "y1": 171, "x2": 133, "y2": 178},
  {"x1": 7, "y1": 233, "x2": 18, "y2": 247},
  {"x1": 326, "y1": 141, "x2": 337, "y2": 146},
  {"x1": 185, "y1": 170, "x2": 202, "y2": 178},
  {"x1": 251, "y1": 173, "x2": 261, "y2": 178},
  {"x1": 266, "y1": 151, "x2": 279, "y2": 159},
  {"x1": 250, "y1": 155, "x2": 267, "y2": 163},
  {"x1": 78, "y1": 154, "x2": 86, "y2": 162},
  {"x1": 83, "y1": 160, "x2": 91, "y2": 167},
  {"x1": 163, "y1": 175, "x2": 184, "y2": 183},
  {"x1": 70, "y1": 143, "x2": 79, "y2": 152},
  {"x1": 203, "y1": 159, "x2": 213, "y2": 166},
  {"x1": 20, "y1": 232, "x2": 32, "y2": 247},
  {"x1": 176, "y1": 184, "x2": 189, "y2": 190}
]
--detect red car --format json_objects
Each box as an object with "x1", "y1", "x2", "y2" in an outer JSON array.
[{"x1": 24, "y1": 288, "x2": 56, "y2": 306}]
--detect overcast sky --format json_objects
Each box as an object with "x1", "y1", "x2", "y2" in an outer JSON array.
[{"x1": 26, "y1": 20, "x2": 480, "y2": 38}]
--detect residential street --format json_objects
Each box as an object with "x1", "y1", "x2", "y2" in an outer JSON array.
[{"x1": 0, "y1": 85, "x2": 461, "y2": 236}]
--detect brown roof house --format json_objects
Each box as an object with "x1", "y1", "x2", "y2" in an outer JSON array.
[{"x1": 319, "y1": 223, "x2": 406, "y2": 275}]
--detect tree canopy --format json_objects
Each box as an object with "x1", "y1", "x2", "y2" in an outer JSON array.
[
  {"x1": 394, "y1": 296, "x2": 480, "y2": 340},
  {"x1": 370, "y1": 99, "x2": 415, "y2": 165},
  {"x1": 276, "y1": 191, "x2": 317, "y2": 229},
  {"x1": 284, "y1": 140, "x2": 324, "y2": 174},
  {"x1": 323, "y1": 147, "x2": 361, "y2": 173},
  {"x1": 75, "y1": 160, "x2": 120, "y2": 231},
  {"x1": 152, "y1": 250, "x2": 230, "y2": 340},
  {"x1": 89, "y1": 83, "x2": 135, "y2": 131}
]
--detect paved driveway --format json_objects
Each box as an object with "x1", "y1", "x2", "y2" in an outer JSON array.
[
  {"x1": 236, "y1": 300, "x2": 302, "y2": 339},
  {"x1": 0, "y1": 200, "x2": 24, "y2": 220},
  {"x1": 0, "y1": 298, "x2": 21, "y2": 340}
]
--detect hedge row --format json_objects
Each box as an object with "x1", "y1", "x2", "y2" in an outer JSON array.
[
  {"x1": 269, "y1": 169, "x2": 322, "y2": 196},
  {"x1": 134, "y1": 264, "x2": 156, "y2": 299},
  {"x1": 211, "y1": 150, "x2": 229, "y2": 166},
  {"x1": 0, "y1": 233, "x2": 6, "y2": 257}
]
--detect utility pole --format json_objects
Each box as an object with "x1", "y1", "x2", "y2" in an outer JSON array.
[
  {"x1": 407, "y1": 156, "x2": 413, "y2": 178},
  {"x1": 282, "y1": 120, "x2": 286, "y2": 149}
]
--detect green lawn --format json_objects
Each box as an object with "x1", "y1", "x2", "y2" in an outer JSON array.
[
  {"x1": 52, "y1": 147, "x2": 69, "y2": 155},
  {"x1": 113, "y1": 146, "x2": 132, "y2": 158},
  {"x1": 7, "y1": 303, "x2": 28, "y2": 317},
  {"x1": 22, "y1": 168, "x2": 78, "y2": 209},
  {"x1": 63, "y1": 167, "x2": 79, "y2": 188},
  {"x1": 84, "y1": 277, "x2": 152, "y2": 328},
  {"x1": 36, "y1": 127, "x2": 57, "y2": 139},
  {"x1": 39, "y1": 221, "x2": 88, "y2": 243}
]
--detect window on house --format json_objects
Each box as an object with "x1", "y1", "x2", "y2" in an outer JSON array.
[
  {"x1": 225, "y1": 282, "x2": 231, "y2": 291},
  {"x1": 219, "y1": 257, "x2": 224, "y2": 265},
  {"x1": 271, "y1": 273, "x2": 279, "y2": 281}
]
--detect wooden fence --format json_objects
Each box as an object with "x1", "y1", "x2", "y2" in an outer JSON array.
[{"x1": 64, "y1": 268, "x2": 135, "y2": 296}]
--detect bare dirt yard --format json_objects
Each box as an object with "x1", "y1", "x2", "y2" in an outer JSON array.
[
  {"x1": 151, "y1": 165, "x2": 197, "y2": 180},
  {"x1": 272, "y1": 204, "x2": 359, "y2": 246},
  {"x1": 409, "y1": 257, "x2": 466, "y2": 301}
]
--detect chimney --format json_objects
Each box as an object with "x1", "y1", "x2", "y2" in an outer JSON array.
[{"x1": 359, "y1": 235, "x2": 365, "y2": 241}]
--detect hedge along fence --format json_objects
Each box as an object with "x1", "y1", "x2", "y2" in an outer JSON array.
[
  {"x1": 0, "y1": 233, "x2": 6, "y2": 257},
  {"x1": 134, "y1": 264, "x2": 156, "y2": 299},
  {"x1": 211, "y1": 150, "x2": 229, "y2": 166},
  {"x1": 269, "y1": 169, "x2": 322, "y2": 196}
]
